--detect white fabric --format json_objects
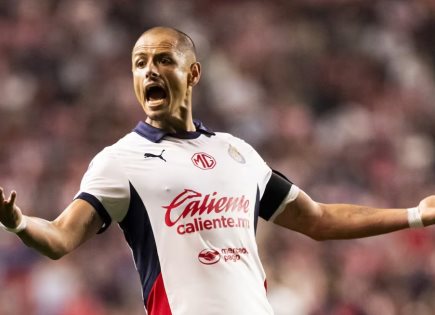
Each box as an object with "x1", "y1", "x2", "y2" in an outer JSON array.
[
  {"x1": 407, "y1": 206, "x2": 424, "y2": 228},
  {"x1": 75, "y1": 150, "x2": 130, "y2": 222},
  {"x1": 76, "y1": 130, "x2": 288, "y2": 315}
]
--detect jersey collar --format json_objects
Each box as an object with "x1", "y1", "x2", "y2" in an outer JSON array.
[{"x1": 133, "y1": 120, "x2": 215, "y2": 143}]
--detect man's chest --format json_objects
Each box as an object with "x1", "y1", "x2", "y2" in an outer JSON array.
[{"x1": 120, "y1": 137, "x2": 261, "y2": 237}]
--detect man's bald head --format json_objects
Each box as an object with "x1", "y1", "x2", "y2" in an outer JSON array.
[
  {"x1": 133, "y1": 26, "x2": 197, "y2": 62},
  {"x1": 131, "y1": 26, "x2": 202, "y2": 128}
]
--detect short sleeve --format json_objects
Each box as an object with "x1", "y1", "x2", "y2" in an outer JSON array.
[
  {"x1": 74, "y1": 150, "x2": 130, "y2": 232},
  {"x1": 229, "y1": 136, "x2": 297, "y2": 220}
]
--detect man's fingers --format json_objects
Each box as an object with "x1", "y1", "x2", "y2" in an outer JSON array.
[
  {"x1": 0, "y1": 187, "x2": 4, "y2": 203},
  {"x1": 8, "y1": 191, "x2": 17, "y2": 205},
  {"x1": 0, "y1": 188, "x2": 18, "y2": 207}
]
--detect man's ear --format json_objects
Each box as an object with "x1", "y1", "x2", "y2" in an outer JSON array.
[{"x1": 188, "y1": 62, "x2": 201, "y2": 86}]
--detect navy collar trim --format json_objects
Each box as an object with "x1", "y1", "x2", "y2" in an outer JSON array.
[{"x1": 133, "y1": 120, "x2": 215, "y2": 143}]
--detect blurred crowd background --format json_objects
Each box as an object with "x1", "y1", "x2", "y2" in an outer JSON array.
[{"x1": 2, "y1": 0, "x2": 435, "y2": 314}]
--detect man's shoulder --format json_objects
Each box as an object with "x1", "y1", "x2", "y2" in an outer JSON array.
[
  {"x1": 92, "y1": 131, "x2": 148, "y2": 159},
  {"x1": 213, "y1": 132, "x2": 253, "y2": 149},
  {"x1": 107, "y1": 130, "x2": 155, "y2": 150},
  {"x1": 213, "y1": 131, "x2": 243, "y2": 142}
]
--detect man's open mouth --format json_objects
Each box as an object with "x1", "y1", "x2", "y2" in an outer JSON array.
[{"x1": 146, "y1": 85, "x2": 167, "y2": 103}]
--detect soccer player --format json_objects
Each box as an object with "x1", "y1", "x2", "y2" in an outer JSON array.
[{"x1": 1, "y1": 26, "x2": 435, "y2": 315}]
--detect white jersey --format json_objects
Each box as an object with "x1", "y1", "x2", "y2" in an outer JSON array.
[{"x1": 75, "y1": 121, "x2": 298, "y2": 315}]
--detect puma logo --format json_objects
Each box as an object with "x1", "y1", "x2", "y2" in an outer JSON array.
[{"x1": 144, "y1": 149, "x2": 166, "y2": 162}]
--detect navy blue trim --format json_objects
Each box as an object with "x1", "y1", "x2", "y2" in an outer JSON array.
[
  {"x1": 133, "y1": 119, "x2": 215, "y2": 143},
  {"x1": 254, "y1": 187, "x2": 260, "y2": 234},
  {"x1": 119, "y1": 183, "x2": 160, "y2": 308},
  {"x1": 259, "y1": 171, "x2": 293, "y2": 221},
  {"x1": 75, "y1": 192, "x2": 112, "y2": 234}
]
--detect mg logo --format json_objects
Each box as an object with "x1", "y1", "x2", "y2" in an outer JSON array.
[{"x1": 192, "y1": 152, "x2": 216, "y2": 170}]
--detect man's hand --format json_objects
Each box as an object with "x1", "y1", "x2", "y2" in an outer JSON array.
[
  {"x1": 0, "y1": 188, "x2": 103, "y2": 258},
  {"x1": 0, "y1": 188, "x2": 24, "y2": 229},
  {"x1": 419, "y1": 195, "x2": 435, "y2": 226}
]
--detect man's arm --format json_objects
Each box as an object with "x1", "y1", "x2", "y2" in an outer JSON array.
[
  {"x1": 274, "y1": 189, "x2": 435, "y2": 240},
  {"x1": 0, "y1": 188, "x2": 102, "y2": 260}
]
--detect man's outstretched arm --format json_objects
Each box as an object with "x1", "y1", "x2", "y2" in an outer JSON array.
[
  {"x1": 0, "y1": 188, "x2": 102, "y2": 259},
  {"x1": 274, "y1": 189, "x2": 435, "y2": 240}
]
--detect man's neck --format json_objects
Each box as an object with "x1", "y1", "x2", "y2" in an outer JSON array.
[{"x1": 145, "y1": 115, "x2": 196, "y2": 133}]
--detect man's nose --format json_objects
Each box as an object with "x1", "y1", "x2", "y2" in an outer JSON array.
[{"x1": 145, "y1": 61, "x2": 159, "y2": 79}]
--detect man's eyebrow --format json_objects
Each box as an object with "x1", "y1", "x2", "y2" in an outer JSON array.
[
  {"x1": 132, "y1": 51, "x2": 178, "y2": 59},
  {"x1": 132, "y1": 49, "x2": 183, "y2": 60}
]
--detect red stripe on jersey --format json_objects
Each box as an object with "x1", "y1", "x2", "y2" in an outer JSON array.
[{"x1": 146, "y1": 273, "x2": 172, "y2": 315}]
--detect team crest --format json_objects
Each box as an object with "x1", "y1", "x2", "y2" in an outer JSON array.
[{"x1": 228, "y1": 144, "x2": 246, "y2": 164}]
